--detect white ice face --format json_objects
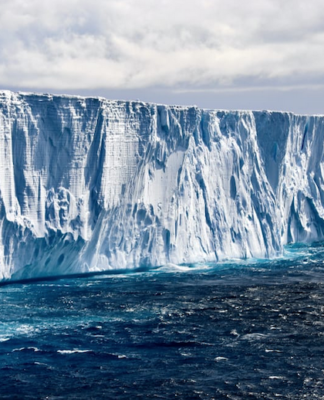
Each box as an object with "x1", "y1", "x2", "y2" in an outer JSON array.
[{"x1": 0, "y1": 90, "x2": 323, "y2": 280}]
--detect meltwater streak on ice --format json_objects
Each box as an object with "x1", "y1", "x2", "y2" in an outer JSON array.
[{"x1": 1, "y1": 90, "x2": 324, "y2": 279}]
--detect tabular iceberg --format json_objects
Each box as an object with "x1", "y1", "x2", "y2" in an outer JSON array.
[{"x1": 0, "y1": 90, "x2": 324, "y2": 280}]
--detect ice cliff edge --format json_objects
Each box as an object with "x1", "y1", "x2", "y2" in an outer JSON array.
[{"x1": 0, "y1": 90, "x2": 323, "y2": 280}]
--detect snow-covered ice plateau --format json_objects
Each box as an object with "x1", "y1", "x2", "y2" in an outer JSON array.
[{"x1": 0, "y1": 90, "x2": 324, "y2": 280}]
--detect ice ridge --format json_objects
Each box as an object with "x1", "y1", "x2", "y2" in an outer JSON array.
[{"x1": 0, "y1": 90, "x2": 324, "y2": 280}]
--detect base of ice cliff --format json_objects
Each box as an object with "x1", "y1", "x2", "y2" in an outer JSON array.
[{"x1": 1, "y1": 90, "x2": 324, "y2": 280}]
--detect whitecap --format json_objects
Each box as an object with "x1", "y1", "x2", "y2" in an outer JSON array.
[
  {"x1": 13, "y1": 347, "x2": 41, "y2": 352},
  {"x1": 57, "y1": 349, "x2": 92, "y2": 354},
  {"x1": 241, "y1": 333, "x2": 268, "y2": 340},
  {"x1": 157, "y1": 263, "x2": 211, "y2": 273},
  {"x1": 16, "y1": 325, "x2": 35, "y2": 335},
  {"x1": 157, "y1": 264, "x2": 192, "y2": 273}
]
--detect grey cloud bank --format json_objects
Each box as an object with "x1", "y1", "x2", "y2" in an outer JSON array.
[{"x1": 1, "y1": 0, "x2": 324, "y2": 113}]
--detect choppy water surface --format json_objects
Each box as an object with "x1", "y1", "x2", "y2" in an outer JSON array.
[{"x1": 1, "y1": 244, "x2": 324, "y2": 399}]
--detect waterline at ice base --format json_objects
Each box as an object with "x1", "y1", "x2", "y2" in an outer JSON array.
[{"x1": 1, "y1": 90, "x2": 324, "y2": 280}]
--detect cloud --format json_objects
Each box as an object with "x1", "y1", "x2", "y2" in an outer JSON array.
[{"x1": 0, "y1": 0, "x2": 324, "y2": 92}]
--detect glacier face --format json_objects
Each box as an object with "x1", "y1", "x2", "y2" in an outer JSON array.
[{"x1": 0, "y1": 90, "x2": 324, "y2": 280}]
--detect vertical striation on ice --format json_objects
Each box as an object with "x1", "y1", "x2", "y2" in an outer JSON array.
[{"x1": 0, "y1": 90, "x2": 324, "y2": 279}]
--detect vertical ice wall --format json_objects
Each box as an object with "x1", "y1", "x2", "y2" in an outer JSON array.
[{"x1": 0, "y1": 91, "x2": 324, "y2": 280}]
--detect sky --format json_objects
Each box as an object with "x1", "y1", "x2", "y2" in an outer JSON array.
[{"x1": 1, "y1": 0, "x2": 324, "y2": 114}]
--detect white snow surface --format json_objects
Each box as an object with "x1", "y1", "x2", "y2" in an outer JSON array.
[{"x1": 0, "y1": 90, "x2": 324, "y2": 280}]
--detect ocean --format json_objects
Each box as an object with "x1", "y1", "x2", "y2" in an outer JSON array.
[{"x1": 1, "y1": 243, "x2": 324, "y2": 399}]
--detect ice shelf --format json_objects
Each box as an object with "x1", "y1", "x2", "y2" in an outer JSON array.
[{"x1": 0, "y1": 90, "x2": 324, "y2": 279}]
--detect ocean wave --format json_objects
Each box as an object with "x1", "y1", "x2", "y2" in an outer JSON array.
[{"x1": 57, "y1": 349, "x2": 93, "y2": 355}]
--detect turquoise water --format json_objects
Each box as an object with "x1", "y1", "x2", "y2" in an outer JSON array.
[{"x1": 1, "y1": 243, "x2": 324, "y2": 399}]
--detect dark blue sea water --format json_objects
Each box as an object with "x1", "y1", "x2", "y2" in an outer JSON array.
[{"x1": 1, "y1": 244, "x2": 324, "y2": 399}]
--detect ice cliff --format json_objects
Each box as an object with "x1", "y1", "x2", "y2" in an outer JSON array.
[{"x1": 0, "y1": 90, "x2": 324, "y2": 280}]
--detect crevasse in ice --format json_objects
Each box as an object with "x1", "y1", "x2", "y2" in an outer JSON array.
[{"x1": 0, "y1": 90, "x2": 323, "y2": 279}]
